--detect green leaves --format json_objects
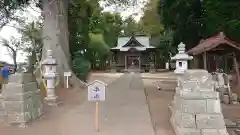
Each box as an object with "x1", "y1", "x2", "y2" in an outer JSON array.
[
  {"x1": 18, "y1": 21, "x2": 43, "y2": 56},
  {"x1": 89, "y1": 33, "x2": 109, "y2": 55},
  {"x1": 138, "y1": 0, "x2": 164, "y2": 36},
  {"x1": 159, "y1": 0, "x2": 240, "y2": 48},
  {"x1": 122, "y1": 16, "x2": 140, "y2": 36},
  {"x1": 100, "y1": 12, "x2": 123, "y2": 47},
  {"x1": 203, "y1": 0, "x2": 240, "y2": 42},
  {"x1": 72, "y1": 57, "x2": 91, "y2": 82}
]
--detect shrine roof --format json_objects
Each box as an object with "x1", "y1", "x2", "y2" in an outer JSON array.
[
  {"x1": 187, "y1": 32, "x2": 240, "y2": 55},
  {"x1": 111, "y1": 36, "x2": 155, "y2": 51}
]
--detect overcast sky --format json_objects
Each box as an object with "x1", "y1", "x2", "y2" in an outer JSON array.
[{"x1": 0, "y1": 1, "x2": 146, "y2": 64}]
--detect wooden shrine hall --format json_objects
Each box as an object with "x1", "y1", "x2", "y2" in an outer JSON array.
[
  {"x1": 187, "y1": 32, "x2": 240, "y2": 74},
  {"x1": 110, "y1": 36, "x2": 156, "y2": 72}
]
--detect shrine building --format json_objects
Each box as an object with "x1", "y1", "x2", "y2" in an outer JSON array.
[{"x1": 110, "y1": 36, "x2": 156, "y2": 72}]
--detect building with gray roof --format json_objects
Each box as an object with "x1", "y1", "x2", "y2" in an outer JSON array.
[{"x1": 110, "y1": 36, "x2": 156, "y2": 72}]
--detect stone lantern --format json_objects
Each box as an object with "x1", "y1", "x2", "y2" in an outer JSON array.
[
  {"x1": 41, "y1": 50, "x2": 59, "y2": 106},
  {"x1": 171, "y1": 42, "x2": 193, "y2": 74}
]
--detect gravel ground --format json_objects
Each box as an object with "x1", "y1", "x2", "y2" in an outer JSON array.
[
  {"x1": 1, "y1": 72, "x2": 240, "y2": 135},
  {"x1": 142, "y1": 72, "x2": 240, "y2": 135},
  {"x1": 143, "y1": 78, "x2": 176, "y2": 135},
  {"x1": 0, "y1": 73, "x2": 122, "y2": 135}
]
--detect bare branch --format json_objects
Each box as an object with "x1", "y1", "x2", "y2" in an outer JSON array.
[
  {"x1": 0, "y1": 37, "x2": 15, "y2": 52},
  {"x1": 28, "y1": 5, "x2": 41, "y2": 13},
  {"x1": 6, "y1": 47, "x2": 14, "y2": 59}
]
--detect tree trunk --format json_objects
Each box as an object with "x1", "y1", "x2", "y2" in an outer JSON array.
[
  {"x1": 27, "y1": 50, "x2": 36, "y2": 73},
  {"x1": 13, "y1": 52, "x2": 17, "y2": 72},
  {"x1": 41, "y1": 0, "x2": 85, "y2": 88}
]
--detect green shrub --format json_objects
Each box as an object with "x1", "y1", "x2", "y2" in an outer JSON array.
[{"x1": 72, "y1": 57, "x2": 91, "y2": 82}]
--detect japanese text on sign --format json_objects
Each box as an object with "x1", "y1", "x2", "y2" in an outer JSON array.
[{"x1": 87, "y1": 80, "x2": 106, "y2": 101}]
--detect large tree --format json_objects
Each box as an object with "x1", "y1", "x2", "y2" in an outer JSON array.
[
  {"x1": 2, "y1": 0, "x2": 138, "y2": 87},
  {"x1": 203, "y1": 0, "x2": 240, "y2": 42},
  {"x1": 138, "y1": 0, "x2": 164, "y2": 37},
  {"x1": 41, "y1": 0, "x2": 138, "y2": 87},
  {"x1": 18, "y1": 21, "x2": 43, "y2": 72},
  {"x1": 122, "y1": 16, "x2": 140, "y2": 36},
  {"x1": 100, "y1": 12, "x2": 123, "y2": 47},
  {"x1": 159, "y1": 0, "x2": 204, "y2": 49}
]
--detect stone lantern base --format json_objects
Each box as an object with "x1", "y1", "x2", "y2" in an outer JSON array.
[
  {"x1": 174, "y1": 68, "x2": 185, "y2": 74},
  {"x1": 170, "y1": 70, "x2": 229, "y2": 135}
]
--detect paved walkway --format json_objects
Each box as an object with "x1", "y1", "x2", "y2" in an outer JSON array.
[
  {"x1": 0, "y1": 73, "x2": 154, "y2": 135},
  {"x1": 59, "y1": 73, "x2": 155, "y2": 135}
]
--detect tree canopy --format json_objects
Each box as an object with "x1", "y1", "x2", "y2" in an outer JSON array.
[
  {"x1": 159, "y1": 0, "x2": 240, "y2": 49},
  {"x1": 3, "y1": 0, "x2": 240, "y2": 82}
]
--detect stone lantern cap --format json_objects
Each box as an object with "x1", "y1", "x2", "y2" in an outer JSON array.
[
  {"x1": 171, "y1": 42, "x2": 193, "y2": 60},
  {"x1": 41, "y1": 50, "x2": 57, "y2": 65}
]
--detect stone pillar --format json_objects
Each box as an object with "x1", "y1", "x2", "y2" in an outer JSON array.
[
  {"x1": 165, "y1": 62, "x2": 169, "y2": 70},
  {"x1": 111, "y1": 55, "x2": 116, "y2": 72},
  {"x1": 42, "y1": 50, "x2": 59, "y2": 106},
  {"x1": 111, "y1": 61, "x2": 116, "y2": 72},
  {"x1": 139, "y1": 56, "x2": 141, "y2": 69},
  {"x1": 2, "y1": 73, "x2": 43, "y2": 127},
  {"x1": 170, "y1": 70, "x2": 229, "y2": 135},
  {"x1": 125, "y1": 56, "x2": 127, "y2": 70},
  {"x1": 203, "y1": 52, "x2": 207, "y2": 69}
]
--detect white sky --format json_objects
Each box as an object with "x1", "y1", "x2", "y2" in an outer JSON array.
[
  {"x1": 0, "y1": 0, "x2": 146, "y2": 64},
  {"x1": 101, "y1": 0, "x2": 147, "y2": 21}
]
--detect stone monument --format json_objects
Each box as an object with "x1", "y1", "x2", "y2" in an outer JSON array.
[
  {"x1": 42, "y1": 50, "x2": 59, "y2": 106},
  {"x1": 1, "y1": 73, "x2": 43, "y2": 127},
  {"x1": 171, "y1": 42, "x2": 193, "y2": 74},
  {"x1": 170, "y1": 69, "x2": 229, "y2": 135}
]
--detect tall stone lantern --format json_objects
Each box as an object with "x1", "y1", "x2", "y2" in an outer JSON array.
[
  {"x1": 171, "y1": 42, "x2": 193, "y2": 87},
  {"x1": 42, "y1": 50, "x2": 59, "y2": 106},
  {"x1": 171, "y1": 42, "x2": 193, "y2": 74}
]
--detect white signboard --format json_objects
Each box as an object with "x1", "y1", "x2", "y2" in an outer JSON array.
[
  {"x1": 87, "y1": 80, "x2": 106, "y2": 101},
  {"x1": 64, "y1": 72, "x2": 72, "y2": 88},
  {"x1": 64, "y1": 72, "x2": 72, "y2": 77}
]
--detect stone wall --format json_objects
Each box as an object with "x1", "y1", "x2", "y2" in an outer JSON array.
[
  {"x1": 170, "y1": 70, "x2": 229, "y2": 135},
  {"x1": 1, "y1": 73, "x2": 43, "y2": 127}
]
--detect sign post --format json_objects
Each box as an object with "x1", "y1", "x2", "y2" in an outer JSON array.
[
  {"x1": 87, "y1": 80, "x2": 107, "y2": 132},
  {"x1": 95, "y1": 101, "x2": 99, "y2": 131},
  {"x1": 64, "y1": 72, "x2": 72, "y2": 89}
]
